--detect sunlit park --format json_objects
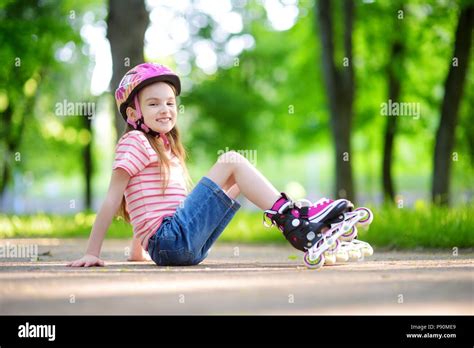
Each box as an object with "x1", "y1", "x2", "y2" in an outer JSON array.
[{"x1": 0, "y1": 0, "x2": 473, "y2": 321}]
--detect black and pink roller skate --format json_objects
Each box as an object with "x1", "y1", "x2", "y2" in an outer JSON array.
[
  {"x1": 264, "y1": 194, "x2": 352, "y2": 266},
  {"x1": 264, "y1": 194, "x2": 374, "y2": 269}
]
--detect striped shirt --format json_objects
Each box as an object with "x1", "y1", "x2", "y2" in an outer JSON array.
[{"x1": 112, "y1": 130, "x2": 188, "y2": 250}]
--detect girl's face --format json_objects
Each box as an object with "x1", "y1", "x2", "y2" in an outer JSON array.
[{"x1": 127, "y1": 82, "x2": 177, "y2": 134}]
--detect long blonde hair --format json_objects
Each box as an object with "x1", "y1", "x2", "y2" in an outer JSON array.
[{"x1": 116, "y1": 83, "x2": 192, "y2": 222}]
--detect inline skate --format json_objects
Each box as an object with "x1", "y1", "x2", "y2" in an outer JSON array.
[
  {"x1": 264, "y1": 194, "x2": 358, "y2": 267},
  {"x1": 303, "y1": 201, "x2": 374, "y2": 268}
]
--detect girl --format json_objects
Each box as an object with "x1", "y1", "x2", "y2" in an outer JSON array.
[{"x1": 68, "y1": 62, "x2": 351, "y2": 267}]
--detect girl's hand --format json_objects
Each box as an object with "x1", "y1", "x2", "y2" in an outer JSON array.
[{"x1": 67, "y1": 254, "x2": 105, "y2": 267}]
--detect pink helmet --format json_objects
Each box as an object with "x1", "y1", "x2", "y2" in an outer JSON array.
[{"x1": 115, "y1": 62, "x2": 181, "y2": 125}]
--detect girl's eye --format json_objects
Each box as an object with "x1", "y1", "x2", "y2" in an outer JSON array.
[{"x1": 167, "y1": 103, "x2": 175, "y2": 106}]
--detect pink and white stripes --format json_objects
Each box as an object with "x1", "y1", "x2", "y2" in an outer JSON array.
[{"x1": 112, "y1": 130, "x2": 187, "y2": 250}]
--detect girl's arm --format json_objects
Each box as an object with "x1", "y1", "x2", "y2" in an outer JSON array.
[{"x1": 67, "y1": 168, "x2": 130, "y2": 267}]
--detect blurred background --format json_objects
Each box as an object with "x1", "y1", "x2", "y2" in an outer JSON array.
[{"x1": 0, "y1": 0, "x2": 472, "y2": 248}]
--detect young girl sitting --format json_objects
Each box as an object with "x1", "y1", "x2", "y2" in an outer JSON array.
[{"x1": 68, "y1": 62, "x2": 353, "y2": 268}]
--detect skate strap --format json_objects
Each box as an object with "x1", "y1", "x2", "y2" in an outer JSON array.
[
  {"x1": 263, "y1": 209, "x2": 278, "y2": 215},
  {"x1": 277, "y1": 201, "x2": 293, "y2": 213},
  {"x1": 262, "y1": 211, "x2": 276, "y2": 227},
  {"x1": 299, "y1": 206, "x2": 309, "y2": 219}
]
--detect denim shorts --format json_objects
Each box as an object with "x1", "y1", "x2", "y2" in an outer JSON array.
[{"x1": 147, "y1": 176, "x2": 241, "y2": 266}]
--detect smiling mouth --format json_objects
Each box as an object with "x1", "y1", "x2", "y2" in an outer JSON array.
[{"x1": 156, "y1": 118, "x2": 172, "y2": 123}]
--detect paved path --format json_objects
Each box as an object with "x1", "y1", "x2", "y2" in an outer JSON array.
[{"x1": 0, "y1": 239, "x2": 472, "y2": 315}]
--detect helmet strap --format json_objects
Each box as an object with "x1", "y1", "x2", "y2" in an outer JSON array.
[
  {"x1": 129, "y1": 95, "x2": 160, "y2": 136},
  {"x1": 126, "y1": 95, "x2": 170, "y2": 149}
]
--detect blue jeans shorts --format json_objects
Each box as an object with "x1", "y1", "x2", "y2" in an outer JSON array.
[{"x1": 147, "y1": 176, "x2": 241, "y2": 266}]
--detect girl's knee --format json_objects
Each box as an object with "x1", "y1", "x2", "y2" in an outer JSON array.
[{"x1": 217, "y1": 151, "x2": 246, "y2": 165}]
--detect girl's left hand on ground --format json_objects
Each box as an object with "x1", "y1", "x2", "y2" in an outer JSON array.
[{"x1": 67, "y1": 254, "x2": 105, "y2": 267}]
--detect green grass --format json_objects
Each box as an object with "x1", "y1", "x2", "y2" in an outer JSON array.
[
  {"x1": 0, "y1": 212, "x2": 133, "y2": 239},
  {"x1": 367, "y1": 203, "x2": 474, "y2": 248},
  {"x1": 1, "y1": 203, "x2": 473, "y2": 249}
]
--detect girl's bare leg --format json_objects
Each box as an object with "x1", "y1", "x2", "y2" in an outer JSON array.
[
  {"x1": 221, "y1": 173, "x2": 235, "y2": 191},
  {"x1": 221, "y1": 174, "x2": 240, "y2": 199},
  {"x1": 206, "y1": 151, "x2": 280, "y2": 210},
  {"x1": 127, "y1": 236, "x2": 150, "y2": 261},
  {"x1": 225, "y1": 184, "x2": 240, "y2": 199}
]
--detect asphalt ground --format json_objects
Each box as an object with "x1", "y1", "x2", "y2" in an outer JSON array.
[{"x1": 0, "y1": 239, "x2": 472, "y2": 315}]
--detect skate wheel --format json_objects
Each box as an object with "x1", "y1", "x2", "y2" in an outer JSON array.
[
  {"x1": 348, "y1": 249, "x2": 362, "y2": 261},
  {"x1": 303, "y1": 252, "x2": 325, "y2": 269},
  {"x1": 335, "y1": 250, "x2": 349, "y2": 262},
  {"x1": 340, "y1": 225, "x2": 357, "y2": 242},
  {"x1": 324, "y1": 253, "x2": 336, "y2": 265},
  {"x1": 355, "y1": 207, "x2": 373, "y2": 226},
  {"x1": 361, "y1": 246, "x2": 374, "y2": 257}
]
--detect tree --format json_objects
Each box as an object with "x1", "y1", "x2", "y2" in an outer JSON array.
[
  {"x1": 107, "y1": 0, "x2": 149, "y2": 138},
  {"x1": 82, "y1": 102, "x2": 94, "y2": 210},
  {"x1": 382, "y1": 5, "x2": 405, "y2": 203},
  {"x1": 0, "y1": 0, "x2": 79, "y2": 201},
  {"x1": 316, "y1": 0, "x2": 355, "y2": 201},
  {"x1": 432, "y1": 4, "x2": 473, "y2": 205}
]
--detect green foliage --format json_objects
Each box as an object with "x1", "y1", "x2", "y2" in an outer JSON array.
[
  {"x1": 182, "y1": 0, "x2": 473, "y2": 203},
  {"x1": 0, "y1": 0, "x2": 472, "y2": 244},
  {"x1": 363, "y1": 202, "x2": 474, "y2": 248},
  {"x1": 0, "y1": 212, "x2": 132, "y2": 239},
  {"x1": 0, "y1": 0, "x2": 105, "y2": 191},
  {"x1": 183, "y1": 0, "x2": 332, "y2": 162}
]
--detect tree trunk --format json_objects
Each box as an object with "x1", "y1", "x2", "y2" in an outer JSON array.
[
  {"x1": 316, "y1": 0, "x2": 355, "y2": 200},
  {"x1": 107, "y1": 0, "x2": 149, "y2": 138},
  {"x1": 82, "y1": 114, "x2": 93, "y2": 210},
  {"x1": 382, "y1": 11, "x2": 404, "y2": 203},
  {"x1": 432, "y1": 5, "x2": 473, "y2": 205},
  {"x1": 0, "y1": 104, "x2": 14, "y2": 199}
]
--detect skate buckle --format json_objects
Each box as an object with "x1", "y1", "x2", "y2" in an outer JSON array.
[{"x1": 262, "y1": 212, "x2": 275, "y2": 228}]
